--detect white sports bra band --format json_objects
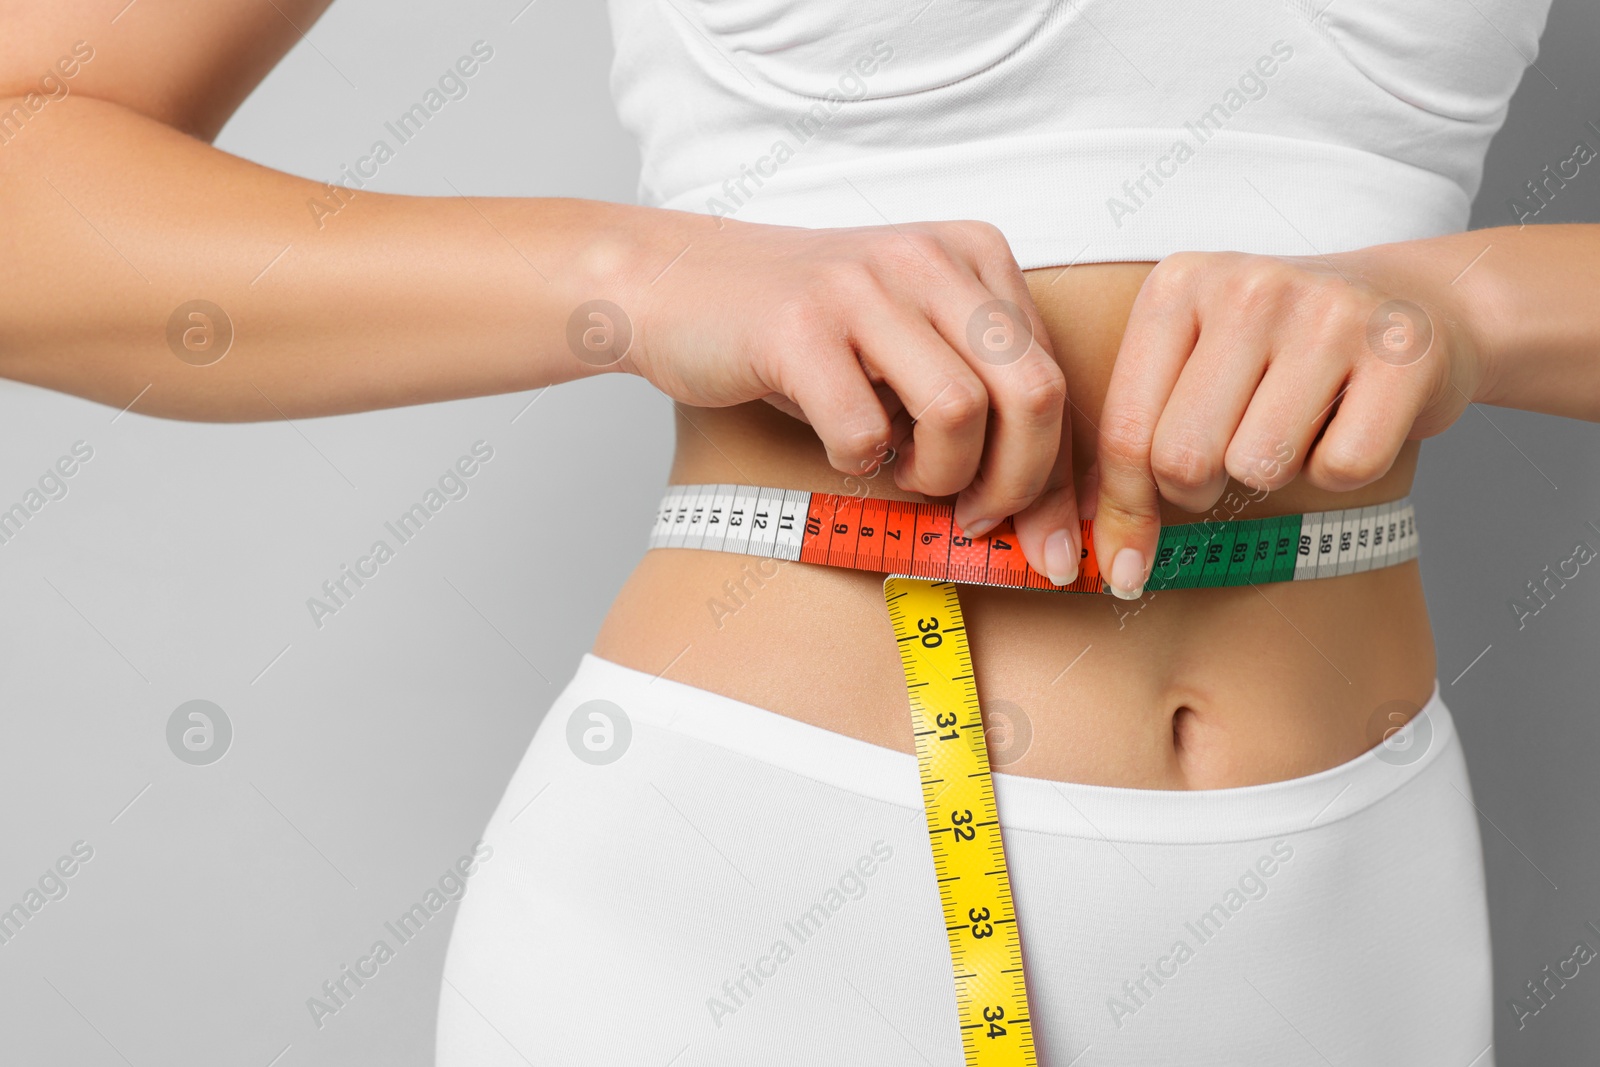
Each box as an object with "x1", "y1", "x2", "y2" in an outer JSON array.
[{"x1": 604, "y1": 0, "x2": 1554, "y2": 266}]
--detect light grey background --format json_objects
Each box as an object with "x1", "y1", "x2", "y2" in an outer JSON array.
[{"x1": 0, "y1": 0, "x2": 1595, "y2": 1064}]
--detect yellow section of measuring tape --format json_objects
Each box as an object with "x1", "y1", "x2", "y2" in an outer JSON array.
[{"x1": 883, "y1": 576, "x2": 1037, "y2": 1067}]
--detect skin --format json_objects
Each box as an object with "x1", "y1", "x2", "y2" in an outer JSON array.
[
  {"x1": 597, "y1": 264, "x2": 1437, "y2": 787},
  {"x1": 3, "y1": 3, "x2": 1598, "y2": 788}
]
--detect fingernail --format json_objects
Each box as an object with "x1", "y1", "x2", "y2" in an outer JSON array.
[
  {"x1": 1109, "y1": 547, "x2": 1146, "y2": 600},
  {"x1": 962, "y1": 517, "x2": 996, "y2": 539},
  {"x1": 1044, "y1": 529, "x2": 1079, "y2": 586}
]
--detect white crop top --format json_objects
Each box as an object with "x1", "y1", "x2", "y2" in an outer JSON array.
[{"x1": 605, "y1": 0, "x2": 1553, "y2": 268}]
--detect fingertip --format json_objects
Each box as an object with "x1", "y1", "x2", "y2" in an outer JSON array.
[
  {"x1": 1044, "y1": 527, "x2": 1081, "y2": 586},
  {"x1": 1089, "y1": 501, "x2": 1159, "y2": 600},
  {"x1": 1014, "y1": 486, "x2": 1083, "y2": 584},
  {"x1": 953, "y1": 494, "x2": 997, "y2": 539},
  {"x1": 1107, "y1": 546, "x2": 1147, "y2": 600}
]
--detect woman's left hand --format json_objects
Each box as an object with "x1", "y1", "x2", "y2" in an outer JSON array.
[{"x1": 1085, "y1": 247, "x2": 1488, "y2": 599}]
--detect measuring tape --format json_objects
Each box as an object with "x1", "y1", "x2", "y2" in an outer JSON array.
[
  {"x1": 647, "y1": 483, "x2": 1420, "y2": 1064},
  {"x1": 886, "y1": 576, "x2": 1036, "y2": 1065},
  {"x1": 649, "y1": 484, "x2": 1418, "y2": 592}
]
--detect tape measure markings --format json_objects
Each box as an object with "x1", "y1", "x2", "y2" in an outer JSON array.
[
  {"x1": 886, "y1": 576, "x2": 1036, "y2": 1066},
  {"x1": 652, "y1": 484, "x2": 1418, "y2": 593}
]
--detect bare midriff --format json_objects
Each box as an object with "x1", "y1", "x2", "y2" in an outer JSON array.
[{"x1": 593, "y1": 262, "x2": 1435, "y2": 789}]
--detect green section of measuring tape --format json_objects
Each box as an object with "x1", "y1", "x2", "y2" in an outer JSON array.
[{"x1": 1143, "y1": 512, "x2": 1302, "y2": 591}]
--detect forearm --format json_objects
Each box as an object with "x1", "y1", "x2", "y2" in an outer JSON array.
[
  {"x1": 1356, "y1": 224, "x2": 1600, "y2": 422},
  {"x1": 0, "y1": 94, "x2": 692, "y2": 421}
]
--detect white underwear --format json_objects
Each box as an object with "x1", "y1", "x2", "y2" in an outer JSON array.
[{"x1": 437, "y1": 654, "x2": 1492, "y2": 1066}]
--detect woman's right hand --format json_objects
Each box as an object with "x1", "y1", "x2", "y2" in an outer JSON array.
[{"x1": 584, "y1": 212, "x2": 1088, "y2": 586}]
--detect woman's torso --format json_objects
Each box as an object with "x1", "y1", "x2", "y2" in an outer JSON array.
[{"x1": 594, "y1": 262, "x2": 1435, "y2": 789}]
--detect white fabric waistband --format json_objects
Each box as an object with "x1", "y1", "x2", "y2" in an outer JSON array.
[{"x1": 568, "y1": 653, "x2": 1455, "y2": 846}]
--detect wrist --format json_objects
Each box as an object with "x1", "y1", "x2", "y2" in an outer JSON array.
[
  {"x1": 562, "y1": 202, "x2": 726, "y2": 380},
  {"x1": 553, "y1": 200, "x2": 655, "y2": 380},
  {"x1": 1443, "y1": 232, "x2": 1516, "y2": 407},
  {"x1": 1338, "y1": 233, "x2": 1498, "y2": 405}
]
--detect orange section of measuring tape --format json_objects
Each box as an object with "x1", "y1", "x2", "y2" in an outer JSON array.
[{"x1": 799, "y1": 491, "x2": 1102, "y2": 593}]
